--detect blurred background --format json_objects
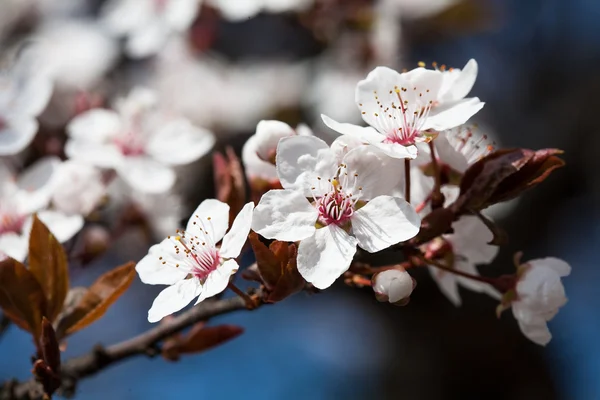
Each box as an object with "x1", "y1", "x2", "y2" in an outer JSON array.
[{"x1": 0, "y1": 0, "x2": 599, "y2": 398}]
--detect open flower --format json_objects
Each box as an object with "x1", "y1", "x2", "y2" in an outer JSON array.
[
  {"x1": 322, "y1": 62, "x2": 483, "y2": 159},
  {"x1": 242, "y1": 120, "x2": 312, "y2": 183},
  {"x1": 101, "y1": 0, "x2": 199, "y2": 58},
  {"x1": 426, "y1": 216, "x2": 500, "y2": 306},
  {"x1": 0, "y1": 47, "x2": 53, "y2": 155},
  {"x1": 252, "y1": 136, "x2": 420, "y2": 289},
  {"x1": 0, "y1": 158, "x2": 83, "y2": 261},
  {"x1": 136, "y1": 199, "x2": 254, "y2": 322},
  {"x1": 65, "y1": 87, "x2": 215, "y2": 194},
  {"x1": 511, "y1": 257, "x2": 570, "y2": 346}
]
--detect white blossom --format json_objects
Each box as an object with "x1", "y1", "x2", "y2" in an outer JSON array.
[
  {"x1": 0, "y1": 158, "x2": 83, "y2": 261},
  {"x1": 373, "y1": 268, "x2": 414, "y2": 303},
  {"x1": 0, "y1": 48, "x2": 53, "y2": 156},
  {"x1": 65, "y1": 87, "x2": 215, "y2": 194},
  {"x1": 34, "y1": 20, "x2": 119, "y2": 90},
  {"x1": 208, "y1": 0, "x2": 313, "y2": 22},
  {"x1": 427, "y1": 216, "x2": 500, "y2": 306},
  {"x1": 511, "y1": 257, "x2": 570, "y2": 346},
  {"x1": 252, "y1": 136, "x2": 420, "y2": 289},
  {"x1": 51, "y1": 160, "x2": 106, "y2": 216},
  {"x1": 101, "y1": 0, "x2": 199, "y2": 58},
  {"x1": 136, "y1": 200, "x2": 255, "y2": 322},
  {"x1": 322, "y1": 62, "x2": 483, "y2": 159},
  {"x1": 242, "y1": 120, "x2": 312, "y2": 183}
]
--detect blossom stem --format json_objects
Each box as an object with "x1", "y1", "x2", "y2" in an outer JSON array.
[
  {"x1": 418, "y1": 255, "x2": 496, "y2": 285},
  {"x1": 404, "y1": 159, "x2": 411, "y2": 204},
  {"x1": 227, "y1": 282, "x2": 257, "y2": 309},
  {"x1": 428, "y1": 141, "x2": 443, "y2": 208}
]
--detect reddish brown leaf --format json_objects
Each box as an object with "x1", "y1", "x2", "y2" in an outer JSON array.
[
  {"x1": 55, "y1": 262, "x2": 136, "y2": 337},
  {"x1": 485, "y1": 149, "x2": 565, "y2": 205},
  {"x1": 267, "y1": 244, "x2": 304, "y2": 303},
  {"x1": 248, "y1": 233, "x2": 304, "y2": 302},
  {"x1": 248, "y1": 232, "x2": 281, "y2": 290},
  {"x1": 409, "y1": 207, "x2": 455, "y2": 246},
  {"x1": 163, "y1": 324, "x2": 244, "y2": 361},
  {"x1": 28, "y1": 215, "x2": 69, "y2": 322},
  {"x1": 213, "y1": 147, "x2": 247, "y2": 226},
  {"x1": 0, "y1": 258, "x2": 47, "y2": 344}
]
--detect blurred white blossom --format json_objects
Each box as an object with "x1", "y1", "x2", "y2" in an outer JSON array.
[
  {"x1": 65, "y1": 87, "x2": 215, "y2": 194},
  {"x1": 101, "y1": 0, "x2": 199, "y2": 58},
  {"x1": 0, "y1": 157, "x2": 83, "y2": 261},
  {"x1": 0, "y1": 48, "x2": 53, "y2": 155},
  {"x1": 511, "y1": 257, "x2": 570, "y2": 346},
  {"x1": 51, "y1": 160, "x2": 106, "y2": 216},
  {"x1": 427, "y1": 216, "x2": 500, "y2": 306}
]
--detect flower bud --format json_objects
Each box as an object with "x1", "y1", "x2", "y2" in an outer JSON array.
[{"x1": 372, "y1": 268, "x2": 414, "y2": 305}]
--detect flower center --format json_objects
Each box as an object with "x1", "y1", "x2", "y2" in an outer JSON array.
[
  {"x1": 114, "y1": 130, "x2": 146, "y2": 156},
  {"x1": 0, "y1": 209, "x2": 25, "y2": 235},
  {"x1": 366, "y1": 86, "x2": 435, "y2": 146},
  {"x1": 316, "y1": 190, "x2": 354, "y2": 225},
  {"x1": 310, "y1": 167, "x2": 363, "y2": 227},
  {"x1": 161, "y1": 217, "x2": 222, "y2": 283}
]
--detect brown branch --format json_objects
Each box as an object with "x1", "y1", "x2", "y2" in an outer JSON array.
[{"x1": 2, "y1": 295, "x2": 253, "y2": 400}]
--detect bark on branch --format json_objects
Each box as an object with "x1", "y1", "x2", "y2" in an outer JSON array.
[{"x1": 1, "y1": 295, "x2": 249, "y2": 400}]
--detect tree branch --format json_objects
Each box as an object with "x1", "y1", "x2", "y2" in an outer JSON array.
[{"x1": 2, "y1": 295, "x2": 252, "y2": 400}]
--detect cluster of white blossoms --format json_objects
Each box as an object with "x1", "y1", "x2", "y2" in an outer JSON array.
[{"x1": 135, "y1": 59, "x2": 570, "y2": 347}]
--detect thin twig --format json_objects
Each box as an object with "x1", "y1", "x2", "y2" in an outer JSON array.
[
  {"x1": 3, "y1": 295, "x2": 255, "y2": 400},
  {"x1": 0, "y1": 313, "x2": 11, "y2": 342}
]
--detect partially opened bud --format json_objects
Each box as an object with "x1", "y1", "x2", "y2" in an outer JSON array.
[{"x1": 372, "y1": 268, "x2": 414, "y2": 305}]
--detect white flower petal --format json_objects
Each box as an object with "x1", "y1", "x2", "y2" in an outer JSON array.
[
  {"x1": 351, "y1": 196, "x2": 420, "y2": 253},
  {"x1": 371, "y1": 141, "x2": 419, "y2": 160},
  {"x1": 146, "y1": 119, "x2": 215, "y2": 165},
  {"x1": 321, "y1": 114, "x2": 383, "y2": 144},
  {"x1": 373, "y1": 269, "x2": 413, "y2": 303},
  {"x1": 423, "y1": 97, "x2": 484, "y2": 131},
  {"x1": 66, "y1": 109, "x2": 122, "y2": 142},
  {"x1": 0, "y1": 118, "x2": 38, "y2": 156},
  {"x1": 447, "y1": 216, "x2": 498, "y2": 265},
  {"x1": 276, "y1": 135, "x2": 337, "y2": 196},
  {"x1": 242, "y1": 134, "x2": 277, "y2": 180},
  {"x1": 65, "y1": 140, "x2": 124, "y2": 169},
  {"x1": 428, "y1": 266, "x2": 461, "y2": 306},
  {"x1": 148, "y1": 278, "x2": 202, "y2": 323},
  {"x1": 195, "y1": 259, "x2": 238, "y2": 303},
  {"x1": 220, "y1": 202, "x2": 254, "y2": 259},
  {"x1": 118, "y1": 157, "x2": 176, "y2": 194},
  {"x1": 165, "y1": 0, "x2": 199, "y2": 30},
  {"x1": 0, "y1": 233, "x2": 28, "y2": 262},
  {"x1": 528, "y1": 257, "x2": 571, "y2": 277},
  {"x1": 16, "y1": 157, "x2": 60, "y2": 214},
  {"x1": 186, "y1": 199, "x2": 230, "y2": 244},
  {"x1": 251, "y1": 189, "x2": 317, "y2": 242},
  {"x1": 442, "y1": 59, "x2": 478, "y2": 102},
  {"x1": 136, "y1": 238, "x2": 189, "y2": 285},
  {"x1": 36, "y1": 211, "x2": 85, "y2": 243},
  {"x1": 342, "y1": 145, "x2": 405, "y2": 200},
  {"x1": 297, "y1": 225, "x2": 358, "y2": 289},
  {"x1": 513, "y1": 307, "x2": 552, "y2": 346},
  {"x1": 126, "y1": 22, "x2": 170, "y2": 58}
]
